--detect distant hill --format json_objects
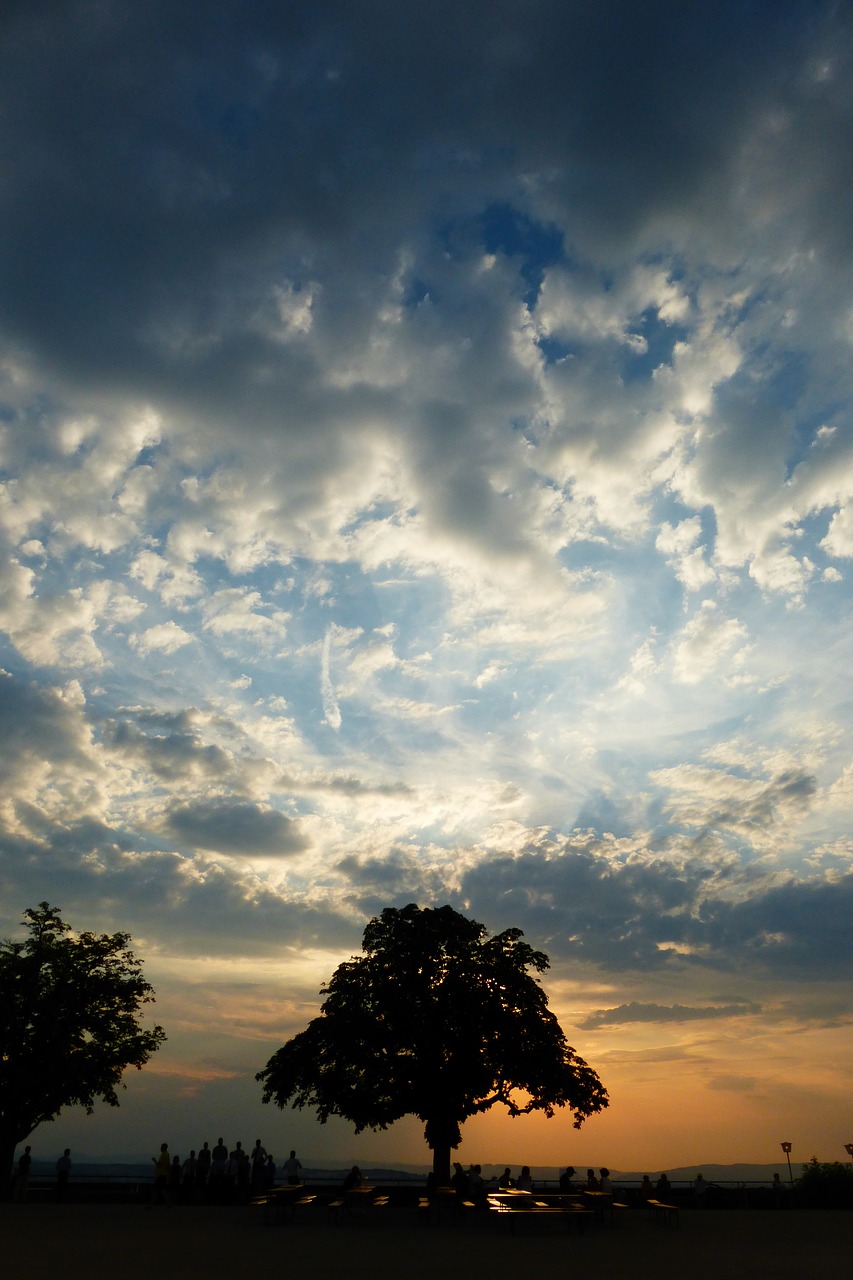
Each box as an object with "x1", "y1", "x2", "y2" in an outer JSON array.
[
  {"x1": 26, "y1": 1157, "x2": 798, "y2": 1186},
  {"x1": 609, "y1": 1163, "x2": 795, "y2": 1184}
]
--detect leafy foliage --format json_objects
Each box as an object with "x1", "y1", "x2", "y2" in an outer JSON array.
[
  {"x1": 797, "y1": 1158, "x2": 853, "y2": 1208},
  {"x1": 0, "y1": 903, "x2": 166, "y2": 1159},
  {"x1": 258, "y1": 904, "x2": 607, "y2": 1172}
]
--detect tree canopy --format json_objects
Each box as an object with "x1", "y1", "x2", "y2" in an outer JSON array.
[
  {"x1": 797, "y1": 1158, "x2": 853, "y2": 1209},
  {"x1": 257, "y1": 903, "x2": 607, "y2": 1180},
  {"x1": 0, "y1": 902, "x2": 166, "y2": 1183}
]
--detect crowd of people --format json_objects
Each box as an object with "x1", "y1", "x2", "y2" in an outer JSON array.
[
  {"x1": 10, "y1": 1142, "x2": 717, "y2": 1209},
  {"x1": 149, "y1": 1140, "x2": 303, "y2": 1205}
]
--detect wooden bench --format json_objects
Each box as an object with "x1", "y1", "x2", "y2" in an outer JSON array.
[
  {"x1": 330, "y1": 1188, "x2": 390, "y2": 1224},
  {"x1": 488, "y1": 1196, "x2": 593, "y2": 1234},
  {"x1": 258, "y1": 1187, "x2": 316, "y2": 1223},
  {"x1": 646, "y1": 1198, "x2": 680, "y2": 1227}
]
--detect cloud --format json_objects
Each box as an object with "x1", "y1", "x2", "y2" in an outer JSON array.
[
  {"x1": 165, "y1": 799, "x2": 310, "y2": 858},
  {"x1": 579, "y1": 999, "x2": 761, "y2": 1029},
  {"x1": 321, "y1": 626, "x2": 341, "y2": 730},
  {"x1": 459, "y1": 837, "x2": 853, "y2": 980},
  {"x1": 130, "y1": 621, "x2": 194, "y2": 656},
  {"x1": 650, "y1": 762, "x2": 818, "y2": 849},
  {"x1": 669, "y1": 602, "x2": 750, "y2": 685}
]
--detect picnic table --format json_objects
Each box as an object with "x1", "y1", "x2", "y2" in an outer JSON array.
[
  {"x1": 646, "y1": 1197, "x2": 680, "y2": 1227},
  {"x1": 487, "y1": 1189, "x2": 593, "y2": 1233},
  {"x1": 327, "y1": 1185, "x2": 390, "y2": 1224},
  {"x1": 259, "y1": 1184, "x2": 317, "y2": 1224}
]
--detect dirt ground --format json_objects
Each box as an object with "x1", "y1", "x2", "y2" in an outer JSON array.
[{"x1": 3, "y1": 1202, "x2": 851, "y2": 1280}]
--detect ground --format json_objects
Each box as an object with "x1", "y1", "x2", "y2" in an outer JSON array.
[{"x1": 3, "y1": 1203, "x2": 852, "y2": 1280}]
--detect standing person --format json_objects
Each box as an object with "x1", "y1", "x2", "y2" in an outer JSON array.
[
  {"x1": 282, "y1": 1149, "x2": 302, "y2": 1185},
  {"x1": 182, "y1": 1150, "x2": 198, "y2": 1202},
  {"x1": 236, "y1": 1146, "x2": 251, "y2": 1201},
  {"x1": 149, "y1": 1142, "x2": 171, "y2": 1207},
  {"x1": 228, "y1": 1140, "x2": 244, "y2": 1195},
  {"x1": 196, "y1": 1141, "x2": 211, "y2": 1192},
  {"x1": 655, "y1": 1172, "x2": 671, "y2": 1198},
  {"x1": 14, "y1": 1145, "x2": 32, "y2": 1202},
  {"x1": 168, "y1": 1154, "x2": 182, "y2": 1199},
  {"x1": 251, "y1": 1139, "x2": 267, "y2": 1192},
  {"x1": 210, "y1": 1138, "x2": 228, "y2": 1199},
  {"x1": 56, "y1": 1148, "x2": 72, "y2": 1202}
]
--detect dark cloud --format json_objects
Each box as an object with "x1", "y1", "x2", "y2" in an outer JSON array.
[
  {"x1": 107, "y1": 715, "x2": 232, "y2": 781},
  {"x1": 165, "y1": 798, "x2": 309, "y2": 857},
  {"x1": 693, "y1": 873, "x2": 853, "y2": 979},
  {"x1": 0, "y1": 1, "x2": 844, "y2": 407},
  {"x1": 579, "y1": 998, "x2": 761, "y2": 1029},
  {"x1": 459, "y1": 843, "x2": 698, "y2": 970},
  {"x1": 280, "y1": 772, "x2": 413, "y2": 798},
  {"x1": 0, "y1": 671, "x2": 92, "y2": 783},
  {"x1": 0, "y1": 832, "x2": 355, "y2": 958},
  {"x1": 459, "y1": 840, "x2": 853, "y2": 979}
]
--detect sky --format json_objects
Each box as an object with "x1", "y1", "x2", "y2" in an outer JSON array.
[{"x1": 1, "y1": 0, "x2": 852, "y2": 1173}]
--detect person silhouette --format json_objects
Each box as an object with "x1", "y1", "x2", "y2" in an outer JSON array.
[{"x1": 56, "y1": 1148, "x2": 72, "y2": 1202}]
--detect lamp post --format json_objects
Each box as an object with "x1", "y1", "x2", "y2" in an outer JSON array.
[{"x1": 781, "y1": 1141, "x2": 794, "y2": 1190}]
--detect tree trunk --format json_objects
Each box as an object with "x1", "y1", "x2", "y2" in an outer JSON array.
[
  {"x1": 425, "y1": 1115, "x2": 460, "y2": 1186},
  {"x1": 432, "y1": 1140, "x2": 451, "y2": 1186},
  {"x1": 0, "y1": 1129, "x2": 20, "y2": 1199}
]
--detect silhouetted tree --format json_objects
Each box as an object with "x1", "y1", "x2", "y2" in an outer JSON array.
[
  {"x1": 0, "y1": 903, "x2": 166, "y2": 1189},
  {"x1": 797, "y1": 1158, "x2": 853, "y2": 1208},
  {"x1": 257, "y1": 903, "x2": 607, "y2": 1182}
]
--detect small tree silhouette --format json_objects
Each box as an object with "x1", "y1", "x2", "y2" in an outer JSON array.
[{"x1": 0, "y1": 903, "x2": 166, "y2": 1189}]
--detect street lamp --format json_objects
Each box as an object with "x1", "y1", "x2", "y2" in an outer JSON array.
[
  {"x1": 781, "y1": 1141, "x2": 794, "y2": 1190},
  {"x1": 845, "y1": 1143, "x2": 853, "y2": 1163}
]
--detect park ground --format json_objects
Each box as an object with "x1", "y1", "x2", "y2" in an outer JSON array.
[{"x1": 2, "y1": 1202, "x2": 852, "y2": 1280}]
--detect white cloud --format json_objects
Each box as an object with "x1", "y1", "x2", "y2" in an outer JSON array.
[
  {"x1": 321, "y1": 626, "x2": 342, "y2": 730},
  {"x1": 670, "y1": 601, "x2": 750, "y2": 685},
  {"x1": 131, "y1": 621, "x2": 194, "y2": 656}
]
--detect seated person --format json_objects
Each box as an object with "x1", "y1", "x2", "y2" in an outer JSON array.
[
  {"x1": 341, "y1": 1165, "x2": 362, "y2": 1192},
  {"x1": 450, "y1": 1162, "x2": 470, "y2": 1197}
]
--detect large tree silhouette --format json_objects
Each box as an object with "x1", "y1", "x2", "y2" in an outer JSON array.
[
  {"x1": 258, "y1": 903, "x2": 607, "y2": 1181},
  {"x1": 0, "y1": 903, "x2": 166, "y2": 1187}
]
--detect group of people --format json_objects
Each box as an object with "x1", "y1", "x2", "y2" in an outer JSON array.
[
  {"x1": 557, "y1": 1166, "x2": 612, "y2": 1192},
  {"x1": 443, "y1": 1161, "x2": 619, "y2": 1205},
  {"x1": 10, "y1": 1145, "x2": 72, "y2": 1202},
  {"x1": 150, "y1": 1141, "x2": 303, "y2": 1206}
]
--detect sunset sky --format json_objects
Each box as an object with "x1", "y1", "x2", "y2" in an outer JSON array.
[{"x1": 2, "y1": 1, "x2": 852, "y2": 1172}]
